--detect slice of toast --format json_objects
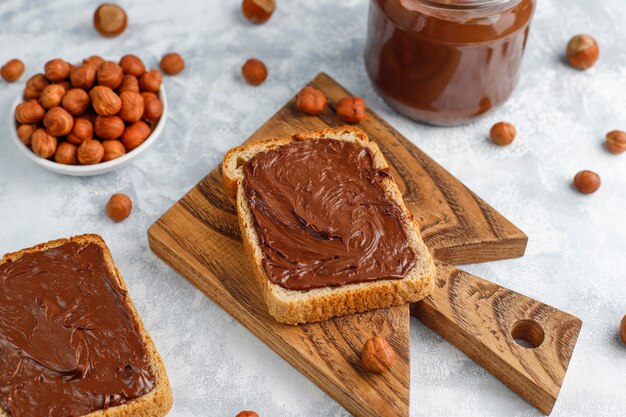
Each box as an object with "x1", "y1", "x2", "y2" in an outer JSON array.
[
  {"x1": 222, "y1": 126, "x2": 435, "y2": 325},
  {"x1": 0, "y1": 234, "x2": 172, "y2": 417}
]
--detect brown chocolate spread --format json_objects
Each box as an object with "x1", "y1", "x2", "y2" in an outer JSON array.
[
  {"x1": 0, "y1": 242, "x2": 154, "y2": 417},
  {"x1": 242, "y1": 139, "x2": 416, "y2": 291}
]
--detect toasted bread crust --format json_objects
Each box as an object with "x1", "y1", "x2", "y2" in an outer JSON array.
[
  {"x1": 0, "y1": 234, "x2": 173, "y2": 417},
  {"x1": 223, "y1": 126, "x2": 435, "y2": 325}
]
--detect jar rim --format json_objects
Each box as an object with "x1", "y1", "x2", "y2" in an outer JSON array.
[{"x1": 413, "y1": 0, "x2": 519, "y2": 10}]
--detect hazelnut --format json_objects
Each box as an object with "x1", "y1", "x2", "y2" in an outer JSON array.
[
  {"x1": 567, "y1": 34, "x2": 599, "y2": 70},
  {"x1": 361, "y1": 336, "x2": 395, "y2": 373},
  {"x1": 141, "y1": 92, "x2": 163, "y2": 123},
  {"x1": 44, "y1": 59, "x2": 71, "y2": 82},
  {"x1": 139, "y1": 69, "x2": 162, "y2": 92},
  {"x1": 573, "y1": 170, "x2": 601, "y2": 194},
  {"x1": 102, "y1": 140, "x2": 127, "y2": 161},
  {"x1": 122, "y1": 121, "x2": 151, "y2": 151},
  {"x1": 77, "y1": 140, "x2": 105, "y2": 165},
  {"x1": 31, "y1": 128, "x2": 57, "y2": 159},
  {"x1": 84, "y1": 55, "x2": 105, "y2": 69},
  {"x1": 62, "y1": 88, "x2": 90, "y2": 116},
  {"x1": 39, "y1": 84, "x2": 66, "y2": 109},
  {"x1": 15, "y1": 100, "x2": 45, "y2": 124},
  {"x1": 118, "y1": 74, "x2": 140, "y2": 93},
  {"x1": 1, "y1": 59, "x2": 25, "y2": 82},
  {"x1": 236, "y1": 412, "x2": 259, "y2": 417},
  {"x1": 70, "y1": 64, "x2": 97, "y2": 90},
  {"x1": 90, "y1": 86, "x2": 122, "y2": 116},
  {"x1": 97, "y1": 61, "x2": 124, "y2": 89},
  {"x1": 119, "y1": 55, "x2": 146, "y2": 77},
  {"x1": 241, "y1": 58, "x2": 267, "y2": 86},
  {"x1": 490, "y1": 121, "x2": 517, "y2": 146},
  {"x1": 67, "y1": 117, "x2": 93, "y2": 145},
  {"x1": 95, "y1": 115, "x2": 125, "y2": 140},
  {"x1": 94, "y1": 3, "x2": 127, "y2": 37},
  {"x1": 24, "y1": 74, "x2": 50, "y2": 100},
  {"x1": 119, "y1": 91, "x2": 144, "y2": 122},
  {"x1": 160, "y1": 53, "x2": 185, "y2": 75},
  {"x1": 241, "y1": 0, "x2": 275, "y2": 24},
  {"x1": 336, "y1": 96, "x2": 366, "y2": 123},
  {"x1": 105, "y1": 193, "x2": 132, "y2": 222},
  {"x1": 56, "y1": 81, "x2": 71, "y2": 91},
  {"x1": 44, "y1": 107, "x2": 74, "y2": 136},
  {"x1": 296, "y1": 86, "x2": 327, "y2": 115},
  {"x1": 17, "y1": 124, "x2": 36, "y2": 146},
  {"x1": 54, "y1": 142, "x2": 79, "y2": 165},
  {"x1": 606, "y1": 130, "x2": 626, "y2": 154},
  {"x1": 621, "y1": 315, "x2": 626, "y2": 345}
]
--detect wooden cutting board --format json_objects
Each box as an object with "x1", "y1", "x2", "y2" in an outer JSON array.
[{"x1": 148, "y1": 73, "x2": 580, "y2": 416}]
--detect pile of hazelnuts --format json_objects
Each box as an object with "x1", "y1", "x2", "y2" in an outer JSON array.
[{"x1": 11, "y1": 54, "x2": 181, "y2": 165}]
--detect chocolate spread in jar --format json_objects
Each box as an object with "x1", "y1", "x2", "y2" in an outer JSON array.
[
  {"x1": 242, "y1": 139, "x2": 416, "y2": 291},
  {"x1": 0, "y1": 242, "x2": 155, "y2": 417},
  {"x1": 365, "y1": 0, "x2": 536, "y2": 126}
]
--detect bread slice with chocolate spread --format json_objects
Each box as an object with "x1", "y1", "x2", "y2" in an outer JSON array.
[
  {"x1": 222, "y1": 126, "x2": 435, "y2": 325},
  {"x1": 0, "y1": 234, "x2": 172, "y2": 417}
]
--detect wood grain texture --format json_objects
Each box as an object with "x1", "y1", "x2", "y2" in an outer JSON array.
[
  {"x1": 411, "y1": 263, "x2": 582, "y2": 415},
  {"x1": 147, "y1": 73, "x2": 537, "y2": 416}
]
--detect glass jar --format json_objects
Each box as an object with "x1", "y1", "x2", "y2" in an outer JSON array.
[{"x1": 365, "y1": 0, "x2": 536, "y2": 126}]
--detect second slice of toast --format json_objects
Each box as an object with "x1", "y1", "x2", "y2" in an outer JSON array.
[{"x1": 222, "y1": 126, "x2": 435, "y2": 325}]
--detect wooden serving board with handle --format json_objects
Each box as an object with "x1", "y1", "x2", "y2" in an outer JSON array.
[{"x1": 148, "y1": 73, "x2": 581, "y2": 416}]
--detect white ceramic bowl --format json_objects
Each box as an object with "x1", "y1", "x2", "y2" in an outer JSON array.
[{"x1": 10, "y1": 86, "x2": 167, "y2": 176}]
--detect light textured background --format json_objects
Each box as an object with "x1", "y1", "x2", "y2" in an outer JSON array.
[{"x1": 1, "y1": 0, "x2": 625, "y2": 416}]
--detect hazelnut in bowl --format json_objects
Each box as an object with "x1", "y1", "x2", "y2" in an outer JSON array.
[{"x1": 10, "y1": 56, "x2": 167, "y2": 176}]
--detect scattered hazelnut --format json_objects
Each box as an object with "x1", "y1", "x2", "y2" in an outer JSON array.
[
  {"x1": 62, "y1": 88, "x2": 90, "y2": 116},
  {"x1": 102, "y1": 140, "x2": 126, "y2": 161},
  {"x1": 44, "y1": 59, "x2": 71, "y2": 82},
  {"x1": 56, "y1": 81, "x2": 72, "y2": 91},
  {"x1": 122, "y1": 121, "x2": 151, "y2": 150},
  {"x1": 97, "y1": 61, "x2": 124, "y2": 89},
  {"x1": 566, "y1": 34, "x2": 599, "y2": 70},
  {"x1": 94, "y1": 3, "x2": 128, "y2": 37},
  {"x1": 236, "y1": 412, "x2": 259, "y2": 417},
  {"x1": 118, "y1": 74, "x2": 140, "y2": 93},
  {"x1": 490, "y1": 121, "x2": 517, "y2": 146},
  {"x1": 31, "y1": 128, "x2": 58, "y2": 159},
  {"x1": 139, "y1": 69, "x2": 162, "y2": 93},
  {"x1": 296, "y1": 86, "x2": 327, "y2": 115},
  {"x1": 361, "y1": 336, "x2": 395, "y2": 373},
  {"x1": 1, "y1": 59, "x2": 25, "y2": 82},
  {"x1": 70, "y1": 64, "x2": 97, "y2": 90},
  {"x1": 141, "y1": 92, "x2": 163, "y2": 123},
  {"x1": 39, "y1": 84, "x2": 66, "y2": 109},
  {"x1": 621, "y1": 315, "x2": 626, "y2": 345},
  {"x1": 77, "y1": 140, "x2": 105, "y2": 165},
  {"x1": 105, "y1": 193, "x2": 132, "y2": 222},
  {"x1": 90, "y1": 86, "x2": 122, "y2": 115},
  {"x1": 54, "y1": 142, "x2": 79, "y2": 165},
  {"x1": 15, "y1": 100, "x2": 45, "y2": 124},
  {"x1": 336, "y1": 96, "x2": 366, "y2": 123},
  {"x1": 119, "y1": 91, "x2": 144, "y2": 122},
  {"x1": 84, "y1": 55, "x2": 105, "y2": 69},
  {"x1": 241, "y1": 0, "x2": 275, "y2": 24},
  {"x1": 119, "y1": 55, "x2": 146, "y2": 77},
  {"x1": 160, "y1": 53, "x2": 185, "y2": 75},
  {"x1": 606, "y1": 130, "x2": 626, "y2": 154},
  {"x1": 24, "y1": 74, "x2": 50, "y2": 100},
  {"x1": 44, "y1": 107, "x2": 74, "y2": 136},
  {"x1": 17, "y1": 124, "x2": 36, "y2": 146},
  {"x1": 573, "y1": 170, "x2": 601, "y2": 194},
  {"x1": 241, "y1": 58, "x2": 267, "y2": 86},
  {"x1": 67, "y1": 117, "x2": 93, "y2": 145},
  {"x1": 95, "y1": 115, "x2": 125, "y2": 140}
]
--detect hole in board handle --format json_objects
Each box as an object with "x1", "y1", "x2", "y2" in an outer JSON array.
[{"x1": 511, "y1": 319, "x2": 545, "y2": 348}]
